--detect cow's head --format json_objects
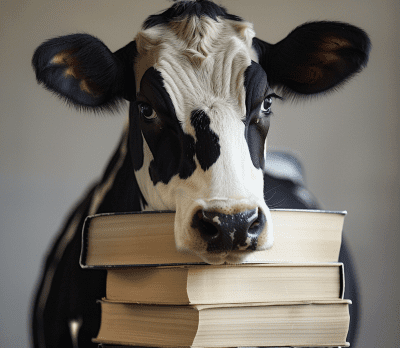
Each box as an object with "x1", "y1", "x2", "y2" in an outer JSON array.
[{"x1": 32, "y1": 0, "x2": 370, "y2": 264}]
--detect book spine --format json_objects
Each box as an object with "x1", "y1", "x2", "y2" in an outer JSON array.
[
  {"x1": 79, "y1": 215, "x2": 92, "y2": 268},
  {"x1": 340, "y1": 263, "x2": 345, "y2": 299}
]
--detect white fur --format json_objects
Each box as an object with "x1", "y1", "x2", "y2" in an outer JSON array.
[{"x1": 133, "y1": 17, "x2": 273, "y2": 264}]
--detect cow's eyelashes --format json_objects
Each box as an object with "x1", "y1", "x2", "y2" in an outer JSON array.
[
  {"x1": 260, "y1": 93, "x2": 282, "y2": 116},
  {"x1": 138, "y1": 102, "x2": 157, "y2": 121}
]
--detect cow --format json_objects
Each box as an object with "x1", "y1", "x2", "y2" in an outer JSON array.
[{"x1": 30, "y1": 0, "x2": 370, "y2": 347}]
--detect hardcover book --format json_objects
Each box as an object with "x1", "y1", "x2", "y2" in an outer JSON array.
[
  {"x1": 106, "y1": 263, "x2": 345, "y2": 305},
  {"x1": 80, "y1": 209, "x2": 346, "y2": 267},
  {"x1": 94, "y1": 299, "x2": 351, "y2": 347}
]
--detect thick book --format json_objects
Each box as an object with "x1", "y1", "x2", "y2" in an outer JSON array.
[
  {"x1": 106, "y1": 263, "x2": 344, "y2": 305},
  {"x1": 93, "y1": 299, "x2": 351, "y2": 347},
  {"x1": 80, "y1": 209, "x2": 346, "y2": 267}
]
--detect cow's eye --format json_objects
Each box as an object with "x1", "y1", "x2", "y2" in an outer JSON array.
[
  {"x1": 138, "y1": 103, "x2": 157, "y2": 120},
  {"x1": 261, "y1": 97, "x2": 273, "y2": 115},
  {"x1": 260, "y1": 93, "x2": 282, "y2": 116}
]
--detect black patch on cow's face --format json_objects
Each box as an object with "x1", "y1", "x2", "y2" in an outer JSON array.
[
  {"x1": 244, "y1": 61, "x2": 272, "y2": 170},
  {"x1": 191, "y1": 110, "x2": 221, "y2": 171},
  {"x1": 129, "y1": 102, "x2": 143, "y2": 172},
  {"x1": 143, "y1": 0, "x2": 242, "y2": 29},
  {"x1": 129, "y1": 68, "x2": 197, "y2": 185}
]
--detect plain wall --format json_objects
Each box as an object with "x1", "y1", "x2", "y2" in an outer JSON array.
[{"x1": 1, "y1": 0, "x2": 399, "y2": 347}]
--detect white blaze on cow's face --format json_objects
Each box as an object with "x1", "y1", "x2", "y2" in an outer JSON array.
[{"x1": 131, "y1": 16, "x2": 274, "y2": 264}]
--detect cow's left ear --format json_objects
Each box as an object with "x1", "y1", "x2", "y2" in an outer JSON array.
[
  {"x1": 254, "y1": 21, "x2": 371, "y2": 97},
  {"x1": 32, "y1": 34, "x2": 137, "y2": 112}
]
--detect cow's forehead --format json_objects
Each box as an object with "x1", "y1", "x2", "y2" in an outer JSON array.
[{"x1": 134, "y1": 16, "x2": 258, "y2": 118}]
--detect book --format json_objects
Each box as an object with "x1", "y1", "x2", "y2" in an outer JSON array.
[
  {"x1": 106, "y1": 263, "x2": 344, "y2": 305},
  {"x1": 97, "y1": 346, "x2": 140, "y2": 348},
  {"x1": 93, "y1": 299, "x2": 351, "y2": 347},
  {"x1": 80, "y1": 209, "x2": 346, "y2": 267}
]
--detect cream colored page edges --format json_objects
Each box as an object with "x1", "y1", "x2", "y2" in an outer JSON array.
[
  {"x1": 186, "y1": 264, "x2": 341, "y2": 304},
  {"x1": 245, "y1": 210, "x2": 344, "y2": 263},
  {"x1": 193, "y1": 301, "x2": 350, "y2": 347},
  {"x1": 95, "y1": 301, "x2": 199, "y2": 346},
  {"x1": 86, "y1": 213, "x2": 201, "y2": 265},
  {"x1": 106, "y1": 267, "x2": 190, "y2": 304}
]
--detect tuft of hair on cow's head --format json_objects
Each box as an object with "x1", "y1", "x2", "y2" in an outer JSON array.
[{"x1": 32, "y1": 0, "x2": 370, "y2": 264}]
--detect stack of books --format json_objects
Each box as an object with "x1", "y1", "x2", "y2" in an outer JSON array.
[{"x1": 80, "y1": 209, "x2": 350, "y2": 347}]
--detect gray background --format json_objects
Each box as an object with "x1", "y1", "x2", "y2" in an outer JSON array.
[{"x1": 1, "y1": 0, "x2": 399, "y2": 347}]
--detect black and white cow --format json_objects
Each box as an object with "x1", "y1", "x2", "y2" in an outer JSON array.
[{"x1": 31, "y1": 0, "x2": 370, "y2": 347}]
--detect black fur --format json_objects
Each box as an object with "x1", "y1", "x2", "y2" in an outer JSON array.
[
  {"x1": 113, "y1": 41, "x2": 138, "y2": 102},
  {"x1": 253, "y1": 21, "x2": 371, "y2": 99},
  {"x1": 191, "y1": 110, "x2": 221, "y2": 171},
  {"x1": 243, "y1": 61, "x2": 271, "y2": 170},
  {"x1": 32, "y1": 34, "x2": 136, "y2": 113},
  {"x1": 143, "y1": 0, "x2": 242, "y2": 29},
  {"x1": 31, "y1": 136, "x2": 144, "y2": 347},
  {"x1": 133, "y1": 68, "x2": 198, "y2": 184}
]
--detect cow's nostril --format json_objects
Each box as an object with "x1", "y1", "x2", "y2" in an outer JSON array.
[
  {"x1": 198, "y1": 219, "x2": 219, "y2": 240},
  {"x1": 192, "y1": 210, "x2": 220, "y2": 242},
  {"x1": 192, "y1": 207, "x2": 266, "y2": 252}
]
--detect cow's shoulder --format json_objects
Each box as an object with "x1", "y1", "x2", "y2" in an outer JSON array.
[{"x1": 264, "y1": 151, "x2": 319, "y2": 209}]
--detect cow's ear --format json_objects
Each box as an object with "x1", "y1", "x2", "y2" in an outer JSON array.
[
  {"x1": 32, "y1": 34, "x2": 137, "y2": 112},
  {"x1": 254, "y1": 21, "x2": 371, "y2": 98}
]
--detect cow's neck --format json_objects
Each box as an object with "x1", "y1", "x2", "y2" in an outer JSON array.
[{"x1": 88, "y1": 124, "x2": 144, "y2": 216}]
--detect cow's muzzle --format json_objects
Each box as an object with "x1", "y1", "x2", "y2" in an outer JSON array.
[{"x1": 191, "y1": 207, "x2": 266, "y2": 252}]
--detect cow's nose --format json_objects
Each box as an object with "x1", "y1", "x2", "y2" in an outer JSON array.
[{"x1": 192, "y1": 208, "x2": 266, "y2": 252}]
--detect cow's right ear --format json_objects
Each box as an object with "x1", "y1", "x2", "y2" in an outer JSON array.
[{"x1": 32, "y1": 34, "x2": 137, "y2": 112}]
